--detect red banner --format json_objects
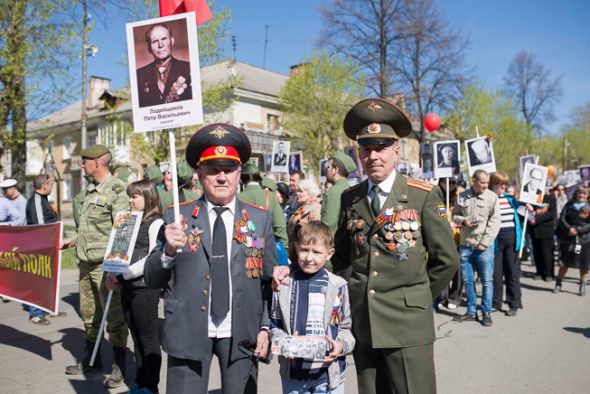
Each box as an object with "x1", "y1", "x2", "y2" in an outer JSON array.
[{"x1": 0, "y1": 223, "x2": 62, "y2": 313}]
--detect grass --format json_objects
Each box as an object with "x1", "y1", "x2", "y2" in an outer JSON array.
[{"x1": 61, "y1": 248, "x2": 78, "y2": 270}]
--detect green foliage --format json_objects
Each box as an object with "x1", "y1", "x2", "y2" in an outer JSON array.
[
  {"x1": 279, "y1": 53, "x2": 365, "y2": 173},
  {"x1": 61, "y1": 247, "x2": 78, "y2": 270}
]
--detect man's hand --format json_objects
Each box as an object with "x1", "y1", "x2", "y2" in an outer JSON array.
[
  {"x1": 164, "y1": 223, "x2": 186, "y2": 257},
  {"x1": 60, "y1": 239, "x2": 73, "y2": 250},
  {"x1": 529, "y1": 217, "x2": 536, "y2": 225},
  {"x1": 254, "y1": 329, "x2": 269, "y2": 360},
  {"x1": 476, "y1": 243, "x2": 487, "y2": 251},
  {"x1": 272, "y1": 265, "x2": 291, "y2": 290},
  {"x1": 569, "y1": 227, "x2": 578, "y2": 236},
  {"x1": 462, "y1": 218, "x2": 476, "y2": 228},
  {"x1": 323, "y1": 336, "x2": 343, "y2": 362},
  {"x1": 105, "y1": 272, "x2": 118, "y2": 291}
]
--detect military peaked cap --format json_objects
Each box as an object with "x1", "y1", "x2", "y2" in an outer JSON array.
[
  {"x1": 186, "y1": 123, "x2": 251, "y2": 170},
  {"x1": 81, "y1": 144, "x2": 109, "y2": 158},
  {"x1": 343, "y1": 98, "x2": 412, "y2": 145},
  {"x1": 332, "y1": 151, "x2": 357, "y2": 173}
]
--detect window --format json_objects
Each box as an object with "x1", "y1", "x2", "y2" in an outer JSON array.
[
  {"x1": 63, "y1": 136, "x2": 72, "y2": 160},
  {"x1": 63, "y1": 177, "x2": 73, "y2": 201}
]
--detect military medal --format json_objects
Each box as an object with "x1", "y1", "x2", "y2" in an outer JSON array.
[
  {"x1": 387, "y1": 241, "x2": 397, "y2": 251},
  {"x1": 242, "y1": 209, "x2": 256, "y2": 232},
  {"x1": 356, "y1": 233, "x2": 366, "y2": 245},
  {"x1": 234, "y1": 219, "x2": 248, "y2": 244},
  {"x1": 410, "y1": 221, "x2": 419, "y2": 231},
  {"x1": 404, "y1": 231, "x2": 413, "y2": 240},
  {"x1": 355, "y1": 218, "x2": 366, "y2": 230},
  {"x1": 385, "y1": 232, "x2": 394, "y2": 241}
]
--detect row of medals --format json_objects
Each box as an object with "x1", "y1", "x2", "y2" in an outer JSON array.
[
  {"x1": 349, "y1": 206, "x2": 421, "y2": 261},
  {"x1": 234, "y1": 219, "x2": 265, "y2": 278}
]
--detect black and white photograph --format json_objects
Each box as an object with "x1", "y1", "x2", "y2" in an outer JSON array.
[
  {"x1": 103, "y1": 211, "x2": 143, "y2": 274},
  {"x1": 271, "y1": 140, "x2": 290, "y2": 173},
  {"x1": 289, "y1": 152, "x2": 302, "y2": 173},
  {"x1": 579, "y1": 164, "x2": 590, "y2": 183},
  {"x1": 263, "y1": 153, "x2": 272, "y2": 172},
  {"x1": 319, "y1": 158, "x2": 328, "y2": 185},
  {"x1": 465, "y1": 136, "x2": 496, "y2": 176},
  {"x1": 126, "y1": 13, "x2": 203, "y2": 132},
  {"x1": 420, "y1": 143, "x2": 434, "y2": 179},
  {"x1": 434, "y1": 140, "x2": 460, "y2": 178},
  {"x1": 519, "y1": 155, "x2": 536, "y2": 178},
  {"x1": 519, "y1": 163, "x2": 548, "y2": 206}
]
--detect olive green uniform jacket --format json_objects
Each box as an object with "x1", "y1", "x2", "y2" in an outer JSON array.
[
  {"x1": 159, "y1": 188, "x2": 202, "y2": 210},
  {"x1": 321, "y1": 178, "x2": 350, "y2": 232},
  {"x1": 75, "y1": 174, "x2": 129, "y2": 263},
  {"x1": 329, "y1": 175, "x2": 459, "y2": 348},
  {"x1": 238, "y1": 183, "x2": 288, "y2": 247}
]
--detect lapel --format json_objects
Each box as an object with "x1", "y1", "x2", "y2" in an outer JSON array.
[
  {"x1": 278, "y1": 280, "x2": 293, "y2": 334},
  {"x1": 323, "y1": 278, "x2": 338, "y2": 330},
  {"x1": 231, "y1": 199, "x2": 246, "y2": 261},
  {"x1": 192, "y1": 198, "x2": 212, "y2": 260},
  {"x1": 368, "y1": 173, "x2": 409, "y2": 236},
  {"x1": 350, "y1": 180, "x2": 373, "y2": 229}
]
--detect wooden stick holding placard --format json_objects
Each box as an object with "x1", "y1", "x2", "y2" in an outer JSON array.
[
  {"x1": 90, "y1": 289, "x2": 113, "y2": 366},
  {"x1": 446, "y1": 178, "x2": 450, "y2": 216},
  {"x1": 518, "y1": 156, "x2": 540, "y2": 258}
]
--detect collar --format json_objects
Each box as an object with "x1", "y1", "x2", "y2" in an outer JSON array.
[
  {"x1": 245, "y1": 181, "x2": 260, "y2": 188},
  {"x1": 93, "y1": 173, "x2": 113, "y2": 193},
  {"x1": 205, "y1": 196, "x2": 236, "y2": 216},
  {"x1": 155, "y1": 56, "x2": 172, "y2": 69},
  {"x1": 368, "y1": 169, "x2": 396, "y2": 194}
]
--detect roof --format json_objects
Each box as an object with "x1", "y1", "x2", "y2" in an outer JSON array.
[{"x1": 28, "y1": 60, "x2": 289, "y2": 133}]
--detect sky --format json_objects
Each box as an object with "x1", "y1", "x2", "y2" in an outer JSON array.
[{"x1": 85, "y1": 0, "x2": 590, "y2": 132}]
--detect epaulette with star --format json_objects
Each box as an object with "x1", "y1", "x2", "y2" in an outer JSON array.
[
  {"x1": 168, "y1": 199, "x2": 198, "y2": 209},
  {"x1": 407, "y1": 178, "x2": 434, "y2": 192},
  {"x1": 242, "y1": 201, "x2": 268, "y2": 211}
]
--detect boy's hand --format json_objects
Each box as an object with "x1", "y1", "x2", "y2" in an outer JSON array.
[
  {"x1": 254, "y1": 329, "x2": 269, "y2": 360},
  {"x1": 323, "y1": 336, "x2": 343, "y2": 362},
  {"x1": 272, "y1": 266, "x2": 291, "y2": 290}
]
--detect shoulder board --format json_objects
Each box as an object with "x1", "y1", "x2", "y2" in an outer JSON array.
[
  {"x1": 342, "y1": 183, "x2": 363, "y2": 194},
  {"x1": 167, "y1": 199, "x2": 197, "y2": 209},
  {"x1": 407, "y1": 178, "x2": 434, "y2": 192},
  {"x1": 242, "y1": 201, "x2": 268, "y2": 211}
]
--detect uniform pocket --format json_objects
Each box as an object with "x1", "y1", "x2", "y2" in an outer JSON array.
[
  {"x1": 404, "y1": 287, "x2": 432, "y2": 309},
  {"x1": 165, "y1": 298, "x2": 178, "y2": 314}
]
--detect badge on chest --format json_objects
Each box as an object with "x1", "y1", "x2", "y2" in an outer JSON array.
[{"x1": 234, "y1": 209, "x2": 265, "y2": 278}]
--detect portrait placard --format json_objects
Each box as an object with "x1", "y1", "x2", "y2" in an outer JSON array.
[
  {"x1": 434, "y1": 140, "x2": 460, "y2": 179},
  {"x1": 103, "y1": 211, "x2": 143, "y2": 273},
  {"x1": 289, "y1": 152, "x2": 302, "y2": 173},
  {"x1": 465, "y1": 137, "x2": 496, "y2": 176},
  {"x1": 319, "y1": 158, "x2": 328, "y2": 185},
  {"x1": 519, "y1": 163, "x2": 548, "y2": 206},
  {"x1": 579, "y1": 164, "x2": 590, "y2": 183},
  {"x1": 420, "y1": 143, "x2": 434, "y2": 179},
  {"x1": 271, "y1": 140, "x2": 290, "y2": 173},
  {"x1": 519, "y1": 155, "x2": 536, "y2": 179},
  {"x1": 126, "y1": 13, "x2": 203, "y2": 132}
]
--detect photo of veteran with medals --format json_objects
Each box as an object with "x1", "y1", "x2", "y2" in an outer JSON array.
[
  {"x1": 273, "y1": 98, "x2": 459, "y2": 394},
  {"x1": 144, "y1": 123, "x2": 277, "y2": 394}
]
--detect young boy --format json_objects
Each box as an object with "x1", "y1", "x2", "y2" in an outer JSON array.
[{"x1": 270, "y1": 221, "x2": 355, "y2": 394}]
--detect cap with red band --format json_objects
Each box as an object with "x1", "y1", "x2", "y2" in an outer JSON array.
[
  {"x1": 185, "y1": 123, "x2": 252, "y2": 170},
  {"x1": 198, "y1": 145, "x2": 241, "y2": 165}
]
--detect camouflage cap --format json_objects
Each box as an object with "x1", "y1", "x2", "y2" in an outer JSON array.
[
  {"x1": 343, "y1": 98, "x2": 412, "y2": 145},
  {"x1": 332, "y1": 152, "x2": 357, "y2": 173},
  {"x1": 143, "y1": 165, "x2": 164, "y2": 184},
  {"x1": 80, "y1": 144, "x2": 109, "y2": 159},
  {"x1": 261, "y1": 176, "x2": 277, "y2": 192},
  {"x1": 176, "y1": 158, "x2": 194, "y2": 183},
  {"x1": 242, "y1": 161, "x2": 260, "y2": 176}
]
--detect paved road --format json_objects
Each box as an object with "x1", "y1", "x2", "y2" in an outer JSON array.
[{"x1": 1, "y1": 264, "x2": 589, "y2": 393}]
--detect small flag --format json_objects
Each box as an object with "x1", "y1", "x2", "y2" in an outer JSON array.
[{"x1": 159, "y1": 0, "x2": 213, "y2": 26}]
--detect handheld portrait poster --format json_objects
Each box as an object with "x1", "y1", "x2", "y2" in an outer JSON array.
[
  {"x1": 420, "y1": 142, "x2": 434, "y2": 179},
  {"x1": 0, "y1": 223, "x2": 62, "y2": 314},
  {"x1": 579, "y1": 164, "x2": 590, "y2": 183},
  {"x1": 465, "y1": 136, "x2": 496, "y2": 176},
  {"x1": 103, "y1": 211, "x2": 143, "y2": 273},
  {"x1": 434, "y1": 140, "x2": 461, "y2": 179},
  {"x1": 271, "y1": 140, "x2": 291, "y2": 173},
  {"x1": 126, "y1": 12, "x2": 203, "y2": 132},
  {"x1": 519, "y1": 163, "x2": 548, "y2": 206},
  {"x1": 271, "y1": 335, "x2": 329, "y2": 360},
  {"x1": 519, "y1": 155, "x2": 536, "y2": 179},
  {"x1": 289, "y1": 152, "x2": 302, "y2": 173},
  {"x1": 319, "y1": 158, "x2": 328, "y2": 185}
]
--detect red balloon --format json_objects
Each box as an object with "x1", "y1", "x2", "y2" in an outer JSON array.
[{"x1": 424, "y1": 113, "x2": 441, "y2": 132}]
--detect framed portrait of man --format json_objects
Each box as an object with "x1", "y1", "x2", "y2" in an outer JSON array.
[
  {"x1": 271, "y1": 140, "x2": 290, "y2": 173},
  {"x1": 126, "y1": 13, "x2": 203, "y2": 132},
  {"x1": 289, "y1": 152, "x2": 302, "y2": 174},
  {"x1": 519, "y1": 163, "x2": 548, "y2": 206},
  {"x1": 434, "y1": 140, "x2": 460, "y2": 179},
  {"x1": 519, "y1": 155, "x2": 536, "y2": 179},
  {"x1": 465, "y1": 136, "x2": 496, "y2": 176},
  {"x1": 579, "y1": 165, "x2": 590, "y2": 183},
  {"x1": 420, "y1": 142, "x2": 434, "y2": 179}
]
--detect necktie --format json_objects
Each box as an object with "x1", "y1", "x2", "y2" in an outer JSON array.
[
  {"x1": 211, "y1": 207, "x2": 230, "y2": 323},
  {"x1": 371, "y1": 185, "x2": 381, "y2": 216},
  {"x1": 158, "y1": 66, "x2": 167, "y2": 94}
]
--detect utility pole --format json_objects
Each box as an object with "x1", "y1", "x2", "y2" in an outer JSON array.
[
  {"x1": 81, "y1": 0, "x2": 89, "y2": 153},
  {"x1": 231, "y1": 35, "x2": 237, "y2": 61},
  {"x1": 262, "y1": 25, "x2": 269, "y2": 68},
  {"x1": 563, "y1": 137, "x2": 569, "y2": 171}
]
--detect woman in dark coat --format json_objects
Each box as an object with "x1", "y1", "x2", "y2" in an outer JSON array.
[{"x1": 554, "y1": 187, "x2": 590, "y2": 296}]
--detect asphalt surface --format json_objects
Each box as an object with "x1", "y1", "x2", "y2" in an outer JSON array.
[{"x1": 1, "y1": 263, "x2": 589, "y2": 393}]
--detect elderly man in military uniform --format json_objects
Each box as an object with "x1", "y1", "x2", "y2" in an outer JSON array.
[
  {"x1": 62, "y1": 144, "x2": 129, "y2": 389},
  {"x1": 321, "y1": 151, "x2": 358, "y2": 232},
  {"x1": 238, "y1": 161, "x2": 288, "y2": 249},
  {"x1": 274, "y1": 98, "x2": 459, "y2": 394},
  {"x1": 144, "y1": 124, "x2": 278, "y2": 394}
]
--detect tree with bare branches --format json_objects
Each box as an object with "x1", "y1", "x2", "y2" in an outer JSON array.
[{"x1": 502, "y1": 50, "x2": 562, "y2": 133}]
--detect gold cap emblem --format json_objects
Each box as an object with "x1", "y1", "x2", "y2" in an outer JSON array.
[
  {"x1": 215, "y1": 146, "x2": 227, "y2": 155},
  {"x1": 210, "y1": 126, "x2": 230, "y2": 139},
  {"x1": 367, "y1": 101, "x2": 382, "y2": 112},
  {"x1": 367, "y1": 123, "x2": 382, "y2": 134}
]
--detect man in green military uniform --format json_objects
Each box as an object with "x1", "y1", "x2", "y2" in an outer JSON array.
[
  {"x1": 62, "y1": 144, "x2": 129, "y2": 389},
  {"x1": 274, "y1": 98, "x2": 458, "y2": 394},
  {"x1": 158, "y1": 158, "x2": 201, "y2": 208},
  {"x1": 321, "y1": 151, "x2": 357, "y2": 232},
  {"x1": 238, "y1": 161, "x2": 288, "y2": 248}
]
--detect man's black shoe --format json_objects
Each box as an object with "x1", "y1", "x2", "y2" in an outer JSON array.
[
  {"x1": 505, "y1": 308, "x2": 518, "y2": 317},
  {"x1": 453, "y1": 313, "x2": 476, "y2": 322},
  {"x1": 481, "y1": 312, "x2": 493, "y2": 326}
]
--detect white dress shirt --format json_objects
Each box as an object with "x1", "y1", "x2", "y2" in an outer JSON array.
[{"x1": 367, "y1": 170, "x2": 397, "y2": 210}]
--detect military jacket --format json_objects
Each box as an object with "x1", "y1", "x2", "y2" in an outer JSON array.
[
  {"x1": 159, "y1": 188, "x2": 201, "y2": 210},
  {"x1": 238, "y1": 183, "x2": 288, "y2": 247},
  {"x1": 76, "y1": 174, "x2": 129, "y2": 263},
  {"x1": 321, "y1": 178, "x2": 350, "y2": 232},
  {"x1": 330, "y1": 175, "x2": 458, "y2": 348}
]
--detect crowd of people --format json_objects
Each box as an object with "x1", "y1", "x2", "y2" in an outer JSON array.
[{"x1": 1, "y1": 97, "x2": 588, "y2": 394}]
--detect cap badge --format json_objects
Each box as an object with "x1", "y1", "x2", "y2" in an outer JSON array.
[
  {"x1": 367, "y1": 123, "x2": 382, "y2": 134},
  {"x1": 215, "y1": 146, "x2": 227, "y2": 155},
  {"x1": 367, "y1": 101, "x2": 382, "y2": 112},
  {"x1": 210, "y1": 126, "x2": 230, "y2": 139}
]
